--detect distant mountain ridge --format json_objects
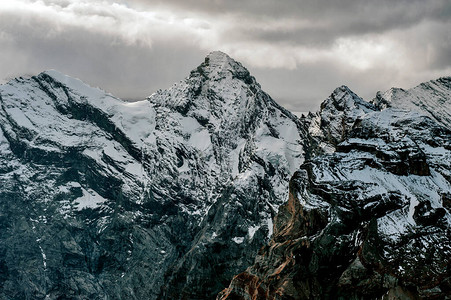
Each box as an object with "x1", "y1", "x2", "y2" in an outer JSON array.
[{"x1": 0, "y1": 52, "x2": 449, "y2": 299}]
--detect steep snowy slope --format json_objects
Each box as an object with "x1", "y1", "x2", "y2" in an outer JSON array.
[
  {"x1": 374, "y1": 76, "x2": 450, "y2": 128},
  {"x1": 0, "y1": 71, "x2": 159, "y2": 299},
  {"x1": 0, "y1": 52, "x2": 305, "y2": 299},
  {"x1": 219, "y1": 83, "x2": 451, "y2": 299}
]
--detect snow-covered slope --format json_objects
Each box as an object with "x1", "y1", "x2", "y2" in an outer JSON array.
[
  {"x1": 0, "y1": 52, "x2": 305, "y2": 299},
  {"x1": 373, "y1": 76, "x2": 450, "y2": 129}
]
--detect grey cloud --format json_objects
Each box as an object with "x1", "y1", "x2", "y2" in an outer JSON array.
[
  {"x1": 431, "y1": 46, "x2": 451, "y2": 70},
  {"x1": 404, "y1": 22, "x2": 451, "y2": 70},
  {"x1": 215, "y1": 0, "x2": 450, "y2": 48},
  {"x1": 129, "y1": 0, "x2": 401, "y2": 15},
  {"x1": 250, "y1": 59, "x2": 403, "y2": 113},
  {"x1": 128, "y1": 0, "x2": 451, "y2": 56},
  {"x1": 131, "y1": 0, "x2": 450, "y2": 25},
  {"x1": 0, "y1": 13, "x2": 205, "y2": 100}
]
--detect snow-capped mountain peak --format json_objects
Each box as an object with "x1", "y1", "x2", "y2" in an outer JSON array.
[
  {"x1": 148, "y1": 51, "x2": 263, "y2": 119},
  {"x1": 320, "y1": 85, "x2": 375, "y2": 112},
  {"x1": 195, "y1": 51, "x2": 258, "y2": 88},
  {"x1": 311, "y1": 85, "x2": 376, "y2": 146}
]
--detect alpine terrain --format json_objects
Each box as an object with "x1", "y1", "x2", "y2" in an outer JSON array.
[
  {"x1": 219, "y1": 80, "x2": 451, "y2": 299},
  {"x1": 0, "y1": 51, "x2": 449, "y2": 299}
]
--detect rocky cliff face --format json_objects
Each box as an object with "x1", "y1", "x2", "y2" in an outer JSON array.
[
  {"x1": 218, "y1": 80, "x2": 451, "y2": 299},
  {"x1": 0, "y1": 52, "x2": 305, "y2": 299}
]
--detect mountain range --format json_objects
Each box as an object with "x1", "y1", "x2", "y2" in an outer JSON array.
[{"x1": 0, "y1": 51, "x2": 449, "y2": 299}]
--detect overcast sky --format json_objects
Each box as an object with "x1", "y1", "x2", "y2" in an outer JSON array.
[{"x1": 1, "y1": 0, "x2": 450, "y2": 112}]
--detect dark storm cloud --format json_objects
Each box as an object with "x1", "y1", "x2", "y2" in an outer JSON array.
[
  {"x1": 162, "y1": 0, "x2": 451, "y2": 51},
  {"x1": 0, "y1": 0, "x2": 450, "y2": 112},
  {"x1": 238, "y1": 3, "x2": 448, "y2": 48},
  {"x1": 131, "y1": 0, "x2": 450, "y2": 20},
  {"x1": 132, "y1": 0, "x2": 451, "y2": 34},
  {"x1": 129, "y1": 0, "x2": 451, "y2": 63}
]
